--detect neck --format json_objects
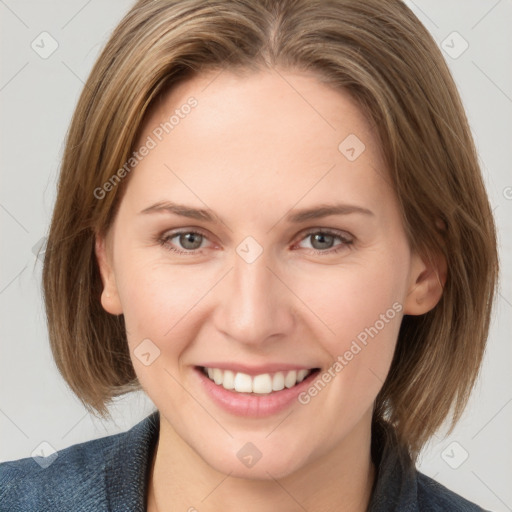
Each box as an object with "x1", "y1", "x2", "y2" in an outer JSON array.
[{"x1": 147, "y1": 413, "x2": 376, "y2": 512}]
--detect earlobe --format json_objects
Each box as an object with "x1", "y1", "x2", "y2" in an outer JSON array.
[
  {"x1": 94, "y1": 233, "x2": 123, "y2": 315},
  {"x1": 403, "y1": 250, "x2": 447, "y2": 316}
]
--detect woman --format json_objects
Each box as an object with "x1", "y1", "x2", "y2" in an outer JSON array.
[{"x1": 0, "y1": 0, "x2": 498, "y2": 510}]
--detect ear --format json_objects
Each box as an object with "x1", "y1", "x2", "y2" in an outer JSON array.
[
  {"x1": 403, "y1": 249, "x2": 447, "y2": 315},
  {"x1": 94, "y1": 232, "x2": 123, "y2": 315}
]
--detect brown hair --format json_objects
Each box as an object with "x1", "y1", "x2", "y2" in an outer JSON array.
[{"x1": 42, "y1": 0, "x2": 498, "y2": 459}]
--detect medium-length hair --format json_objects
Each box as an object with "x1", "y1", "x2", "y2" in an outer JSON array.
[{"x1": 42, "y1": 0, "x2": 499, "y2": 459}]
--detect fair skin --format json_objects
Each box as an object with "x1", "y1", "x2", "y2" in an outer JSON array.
[{"x1": 95, "y1": 68, "x2": 444, "y2": 512}]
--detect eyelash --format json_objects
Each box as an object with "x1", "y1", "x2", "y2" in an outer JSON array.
[{"x1": 157, "y1": 228, "x2": 354, "y2": 256}]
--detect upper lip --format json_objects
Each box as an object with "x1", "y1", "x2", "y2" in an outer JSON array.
[{"x1": 197, "y1": 363, "x2": 320, "y2": 376}]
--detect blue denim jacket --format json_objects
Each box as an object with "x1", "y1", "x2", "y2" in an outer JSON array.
[{"x1": 1, "y1": 410, "x2": 488, "y2": 511}]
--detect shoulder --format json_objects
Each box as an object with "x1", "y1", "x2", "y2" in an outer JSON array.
[
  {"x1": 0, "y1": 411, "x2": 159, "y2": 512},
  {"x1": 0, "y1": 430, "x2": 120, "y2": 512},
  {"x1": 369, "y1": 419, "x2": 490, "y2": 511},
  {"x1": 416, "y1": 471, "x2": 490, "y2": 511}
]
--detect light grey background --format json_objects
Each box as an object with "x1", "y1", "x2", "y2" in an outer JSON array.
[{"x1": 1, "y1": 1, "x2": 511, "y2": 510}]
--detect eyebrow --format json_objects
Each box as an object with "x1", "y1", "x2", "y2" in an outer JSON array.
[{"x1": 139, "y1": 200, "x2": 374, "y2": 223}]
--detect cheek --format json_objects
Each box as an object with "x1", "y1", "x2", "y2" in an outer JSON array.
[
  {"x1": 116, "y1": 261, "x2": 212, "y2": 407},
  {"x1": 297, "y1": 257, "x2": 404, "y2": 343},
  {"x1": 294, "y1": 255, "x2": 405, "y2": 395},
  {"x1": 115, "y1": 259, "x2": 204, "y2": 354}
]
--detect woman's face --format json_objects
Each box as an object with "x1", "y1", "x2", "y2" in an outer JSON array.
[{"x1": 96, "y1": 69, "x2": 435, "y2": 479}]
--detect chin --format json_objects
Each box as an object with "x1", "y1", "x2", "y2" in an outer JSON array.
[{"x1": 199, "y1": 440, "x2": 311, "y2": 480}]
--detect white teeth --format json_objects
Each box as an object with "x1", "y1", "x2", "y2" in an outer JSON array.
[
  {"x1": 284, "y1": 370, "x2": 297, "y2": 389},
  {"x1": 203, "y1": 367, "x2": 313, "y2": 393},
  {"x1": 297, "y1": 369, "x2": 309, "y2": 382},
  {"x1": 234, "y1": 372, "x2": 252, "y2": 393},
  {"x1": 253, "y1": 374, "x2": 272, "y2": 394},
  {"x1": 222, "y1": 370, "x2": 235, "y2": 390},
  {"x1": 213, "y1": 368, "x2": 223, "y2": 385},
  {"x1": 272, "y1": 372, "x2": 285, "y2": 391}
]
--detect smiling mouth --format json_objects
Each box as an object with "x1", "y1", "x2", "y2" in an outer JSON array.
[{"x1": 198, "y1": 366, "x2": 321, "y2": 394}]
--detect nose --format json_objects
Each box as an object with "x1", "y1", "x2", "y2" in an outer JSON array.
[{"x1": 212, "y1": 248, "x2": 295, "y2": 348}]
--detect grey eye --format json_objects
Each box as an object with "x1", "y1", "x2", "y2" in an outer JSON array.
[
  {"x1": 177, "y1": 232, "x2": 204, "y2": 250},
  {"x1": 309, "y1": 233, "x2": 336, "y2": 250}
]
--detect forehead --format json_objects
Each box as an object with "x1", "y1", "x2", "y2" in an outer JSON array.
[
  {"x1": 123, "y1": 68, "x2": 392, "y2": 221},
  {"x1": 143, "y1": 67, "x2": 379, "y2": 160}
]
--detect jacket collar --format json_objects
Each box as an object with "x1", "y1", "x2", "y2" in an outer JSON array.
[
  {"x1": 106, "y1": 411, "x2": 418, "y2": 511},
  {"x1": 104, "y1": 410, "x2": 160, "y2": 511},
  {"x1": 368, "y1": 418, "x2": 419, "y2": 511}
]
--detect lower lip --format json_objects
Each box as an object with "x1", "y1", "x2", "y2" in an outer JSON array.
[{"x1": 194, "y1": 367, "x2": 320, "y2": 418}]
